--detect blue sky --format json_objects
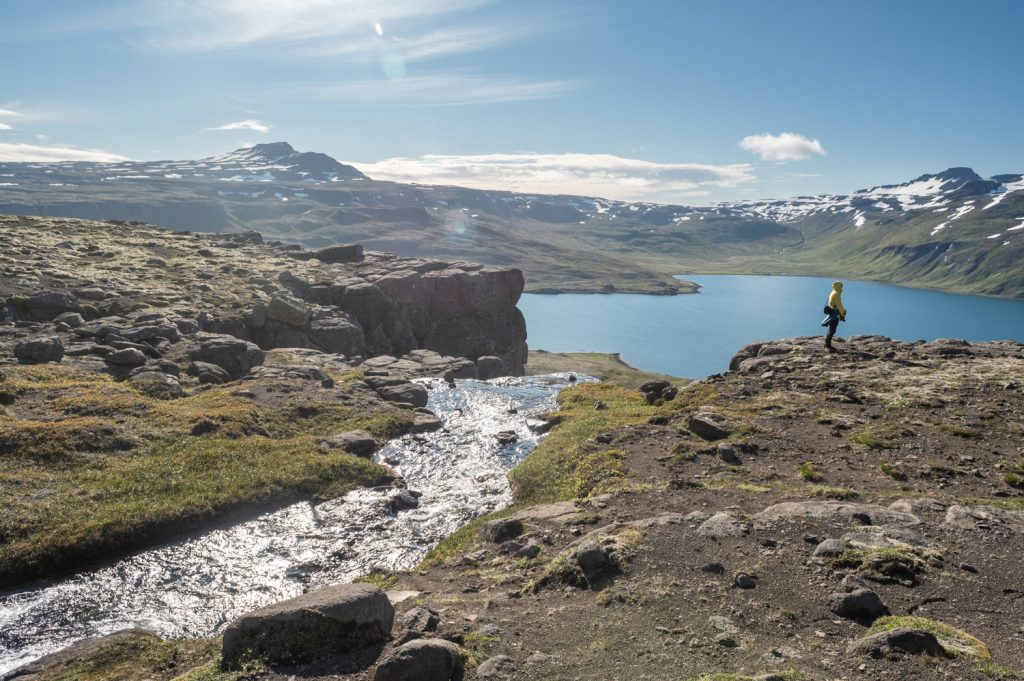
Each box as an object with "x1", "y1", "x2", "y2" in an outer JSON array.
[{"x1": 1, "y1": 0, "x2": 1022, "y2": 203}]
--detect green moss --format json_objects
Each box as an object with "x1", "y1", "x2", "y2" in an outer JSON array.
[
  {"x1": 850, "y1": 421, "x2": 915, "y2": 450},
  {"x1": 880, "y1": 461, "x2": 907, "y2": 480},
  {"x1": 809, "y1": 485, "x2": 859, "y2": 500},
  {"x1": 979, "y1": 661, "x2": 1021, "y2": 680},
  {"x1": 868, "y1": 616, "x2": 990, "y2": 661},
  {"x1": 419, "y1": 506, "x2": 519, "y2": 568},
  {"x1": 834, "y1": 546, "x2": 937, "y2": 586},
  {"x1": 353, "y1": 569, "x2": 399, "y2": 590},
  {"x1": 19, "y1": 631, "x2": 221, "y2": 681},
  {"x1": 933, "y1": 421, "x2": 982, "y2": 438},
  {"x1": 798, "y1": 461, "x2": 823, "y2": 482}
]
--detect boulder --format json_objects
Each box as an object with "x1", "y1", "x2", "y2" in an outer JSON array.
[
  {"x1": 267, "y1": 293, "x2": 313, "y2": 328},
  {"x1": 480, "y1": 518, "x2": 524, "y2": 543},
  {"x1": 847, "y1": 627, "x2": 944, "y2": 658},
  {"x1": 687, "y1": 412, "x2": 731, "y2": 441},
  {"x1": 307, "y1": 312, "x2": 367, "y2": 356},
  {"x1": 188, "y1": 334, "x2": 265, "y2": 378},
  {"x1": 574, "y1": 541, "x2": 612, "y2": 581},
  {"x1": 187, "y1": 361, "x2": 232, "y2": 385},
  {"x1": 314, "y1": 243, "x2": 364, "y2": 263},
  {"x1": 476, "y1": 655, "x2": 517, "y2": 680},
  {"x1": 829, "y1": 588, "x2": 888, "y2": 621},
  {"x1": 53, "y1": 312, "x2": 85, "y2": 328},
  {"x1": 377, "y1": 382, "x2": 429, "y2": 408},
  {"x1": 753, "y1": 501, "x2": 921, "y2": 530},
  {"x1": 638, "y1": 380, "x2": 671, "y2": 402},
  {"x1": 373, "y1": 638, "x2": 465, "y2": 681},
  {"x1": 412, "y1": 411, "x2": 443, "y2": 433},
  {"x1": 320, "y1": 430, "x2": 378, "y2": 457},
  {"x1": 476, "y1": 355, "x2": 506, "y2": 380},
  {"x1": 105, "y1": 348, "x2": 148, "y2": 366},
  {"x1": 14, "y1": 336, "x2": 64, "y2": 364},
  {"x1": 14, "y1": 290, "x2": 83, "y2": 321},
  {"x1": 221, "y1": 583, "x2": 394, "y2": 668},
  {"x1": 697, "y1": 512, "x2": 751, "y2": 538},
  {"x1": 398, "y1": 606, "x2": 440, "y2": 635}
]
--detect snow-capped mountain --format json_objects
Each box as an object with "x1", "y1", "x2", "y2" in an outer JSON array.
[{"x1": 1, "y1": 143, "x2": 1022, "y2": 297}]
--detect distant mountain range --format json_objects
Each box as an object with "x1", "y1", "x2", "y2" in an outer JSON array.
[{"x1": 1, "y1": 142, "x2": 1022, "y2": 297}]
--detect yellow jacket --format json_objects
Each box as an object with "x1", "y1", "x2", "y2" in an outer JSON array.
[{"x1": 828, "y1": 281, "x2": 846, "y2": 316}]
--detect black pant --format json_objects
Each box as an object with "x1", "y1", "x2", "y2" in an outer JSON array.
[{"x1": 825, "y1": 317, "x2": 839, "y2": 346}]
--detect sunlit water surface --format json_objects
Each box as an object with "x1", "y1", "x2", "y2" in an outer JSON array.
[{"x1": 0, "y1": 375, "x2": 584, "y2": 675}]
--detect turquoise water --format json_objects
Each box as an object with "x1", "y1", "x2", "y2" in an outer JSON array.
[{"x1": 519, "y1": 275, "x2": 1024, "y2": 378}]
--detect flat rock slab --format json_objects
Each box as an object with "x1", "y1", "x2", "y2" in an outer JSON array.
[
  {"x1": 942, "y1": 505, "x2": 1024, "y2": 533},
  {"x1": 221, "y1": 583, "x2": 394, "y2": 667},
  {"x1": 697, "y1": 511, "x2": 752, "y2": 538},
  {"x1": 753, "y1": 501, "x2": 921, "y2": 529}
]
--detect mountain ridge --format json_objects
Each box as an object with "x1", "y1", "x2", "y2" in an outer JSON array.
[{"x1": 1, "y1": 143, "x2": 1023, "y2": 297}]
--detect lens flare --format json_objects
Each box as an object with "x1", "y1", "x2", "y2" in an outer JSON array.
[{"x1": 374, "y1": 22, "x2": 383, "y2": 36}]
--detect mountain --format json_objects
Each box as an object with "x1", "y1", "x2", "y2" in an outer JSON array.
[{"x1": 1, "y1": 143, "x2": 1023, "y2": 297}]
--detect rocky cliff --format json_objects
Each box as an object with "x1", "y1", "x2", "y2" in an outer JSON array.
[{"x1": 0, "y1": 215, "x2": 527, "y2": 377}]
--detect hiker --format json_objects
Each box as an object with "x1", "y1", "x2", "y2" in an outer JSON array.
[{"x1": 821, "y1": 280, "x2": 847, "y2": 352}]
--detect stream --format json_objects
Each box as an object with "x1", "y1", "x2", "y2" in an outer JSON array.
[{"x1": 0, "y1": 374, "x2": 583, "y2": 675}]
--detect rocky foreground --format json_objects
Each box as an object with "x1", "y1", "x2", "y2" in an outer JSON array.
[
  {"x1": 8, "y1": 332, "x2": 1024, "y2": 680},
  {"x1": 0, "y1": 215, "x2": 530, "y2": 588}
]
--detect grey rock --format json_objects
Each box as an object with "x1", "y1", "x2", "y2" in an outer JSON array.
[
  {"x1": 476, "y1": 654, "x2": 517, "y2": 680},
  {"x1": 412, "y1": 411, "x2": 443, "y2": 433},
  {"x1": 697, "y1": 512, "x2": 751, "y2": 538},
  {"x1": 574, "y1": 541, "x2": 611, "y2": 580},
  {"x1": 314, "y1": 243, "x2": 364, "y2": 263},
  {"x1": 717, "y1": 443, "x2": 740, "y2": 464},
  {"x1": 480, "y1": 518, "x2": 524, "y2": 543},
  {"x1": 377, "y1": 382, "x2": 429, "y2": 408},
  {"x1": 846, "y1": 627, "x2": 944, "y2": 658},
  {"x1": 187, "y1": 361, "x2": 231, "y2": 385},
  {"x1": 813, "y1": 538, "x2": 847, "y2": 558},
  {"x1": 388, "y1": 490, "x2": 420, "y2": 512},
  {"x1": 476, "y1": 355, "x2": 506, "y2": 380},
  {"x1": 399, "y1": 606, "x2": 440, "y2": 634},
  {"x1": 14, "y1": 336, "x2": 64, "y2": 364},
  {"x1": 188, "y1": 334, "x2": 264, "y2": 378},
  {"x1": 15, "y1": 290, "x2": 82, "y2": 321},
  {"x1": 708, "y1": 615, "x2": 739, "y2": 633},
  {"x1": 267, "y1": 293, "x2": 313, "y2": 327},
  {"x1": 829, "y1": 588, "x2": 887, "y2": 621},
  {"x1": 373, "y1": 638, "x2": 464, "y2": 681},
  {"x1": 321, "y1": 430, "x2": 378, "y2": 457},
  {"x1": 105, "y1": 347, "x2": 148, "y2": 366},
  {"x1": 494, "y1": 430, "x2": 518, "y2": 445},
  {"x1": 221, "y1": 583, "x2": 394, "y2": 667},
  {"x1": 688, "y1": 412, "x2": 731, "y2": 440},
  {"x1": 942, "y1": 504, "x2": 1024, "y2": 533},
  {"x1": 753, "y1": 501, "x2": 921, "y2": 529},
  {"x1": 53, "y1": 312, "x2": 85, "y2": 328}
]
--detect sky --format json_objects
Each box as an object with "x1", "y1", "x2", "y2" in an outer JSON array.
[{"x1": 1, "y1": 0, "x2": 1022, "y2": 204}]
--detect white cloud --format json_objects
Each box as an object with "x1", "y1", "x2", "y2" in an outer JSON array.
[
  {"x1": 0, "y1": 123, "x2": 10, "y2": 131},
  {"x1": 0, "y1": 143, "x2": 128, "y2": 163},
  {"x1": 0, "y1": 108, "x2": 22, "y2": 118},
  {"x1": 135, "y1": 0, "x2": 499, "y2": 55},
  {"x1": 739, "y1": 132, "x2": 826, "y2": 162},
  {"x1": 349, "y1": 152, "x2": 756, "y2": 202},
  {"x1": 209, "y1": 119, "x2": 271, "y2": 133},
  {"x1": 260, "y1": 73, "x2": 577, "y2": 106}
]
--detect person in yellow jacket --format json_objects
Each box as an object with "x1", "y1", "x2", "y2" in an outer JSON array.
[{"x1": 822, "y1": 281, "x2": 847, "y2": 352}]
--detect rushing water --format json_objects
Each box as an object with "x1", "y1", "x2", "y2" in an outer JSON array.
[
  {"x1": 520, "y1": 274, "x2": 1024, "y2": 378},
  {"x1": 0, "y1": 375, "x2": 583, "y2": 675}
]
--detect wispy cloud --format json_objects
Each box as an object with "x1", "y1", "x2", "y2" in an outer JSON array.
[
  {"x1": 0, "y1": 142, "x2": 128, "y2": 163},
  {"x1": 135, "y1": 0, "x2": 500, "y2": 56},
  {"x1": 0, "y1": 108, "x2": 21, "y2": 131},
  {"x1": 260, "y1": 73, "x2": 578, "y2": 106},
  {"x1": 740, "y1": 132, "x2": 826, "y2": 162},
  {"x1": 350, "y1": 152, "x2": 756, "y2": 202},
  {"x1": 208, "y1": 119, "x2": 271, "y2": 134}
]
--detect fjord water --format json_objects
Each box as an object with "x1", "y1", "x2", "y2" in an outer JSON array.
[
  {"x1": 0, "y1": 376, "x2": 579, "y2": 675},
  {"x1": 520, "y1": 275, "x2": 1024, "y2": 378}
]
